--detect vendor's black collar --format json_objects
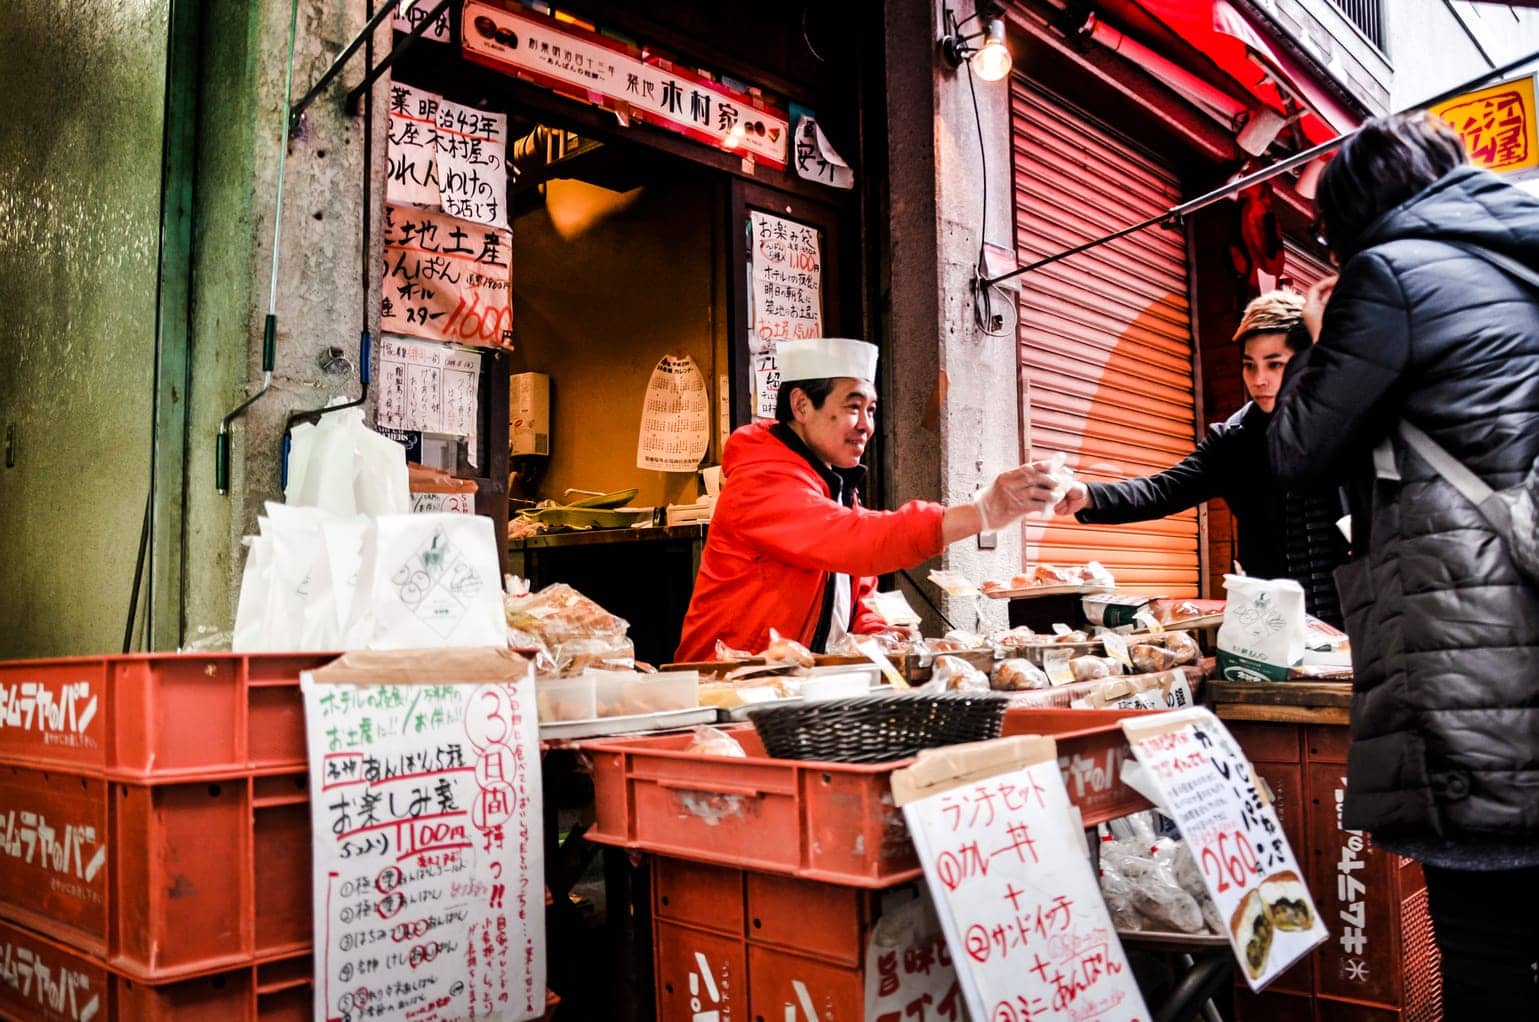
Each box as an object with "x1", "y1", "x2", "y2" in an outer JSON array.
[{"x1": 770, "y1": 422, "x2": 867, "y2": 653}]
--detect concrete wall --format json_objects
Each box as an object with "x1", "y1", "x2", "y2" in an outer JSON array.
[
  {"x1": 1389, "y1": 2, "x2": 1539, "y2": 108},
  {"x1": 0, "y1": 1, "x2": 167, "y2": 657},
  {"x1": 885, "y1": 0, "x2": 1024, "y2": 632},
  {"x1": 183, "y1": 0, "x2": 389, "y2": 637}
]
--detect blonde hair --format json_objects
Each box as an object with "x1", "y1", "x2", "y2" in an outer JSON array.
[{"x1": 1233, "y1": 290, "x2": 1304, "y2": 345}]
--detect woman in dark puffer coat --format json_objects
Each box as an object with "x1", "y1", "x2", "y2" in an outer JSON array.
[{"x1": 1269, "y1": 112, "x2": 1539, "y2": 1014}]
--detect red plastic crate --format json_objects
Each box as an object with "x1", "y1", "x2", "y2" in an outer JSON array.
[
  {"x1": 0, "y1": 654, "x2": 333, "y2": 781},
  {"x1": 0, "y1": 914, "x2": 313, "y2": 1022},
  {"x1": 652, "y1": 859, "x2": 894, "y2": 1022},
  {"x1": 998, "y1": 707, "x2": 1158, "y2": 825},
  {"x1": 585, "y1": 729, "x2": 921, "y2": 887},
  {"x1": 1224, "y1": 717, "x2": 1442, "y2": 1019},
  {"x1": 0, "y1": 764, "x2": 311, "y2": 982},
  {"x1": 586, "y1": 711, "x2": 1159, "y2": 887}
]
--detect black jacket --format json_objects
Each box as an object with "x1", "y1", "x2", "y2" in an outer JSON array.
[
  {"x1": 1078, "y1": 401, "x2": 1347, "y2": 625},
  {"x1": 1269, "y1": 165, "x2": 1539, "y2": 842}
]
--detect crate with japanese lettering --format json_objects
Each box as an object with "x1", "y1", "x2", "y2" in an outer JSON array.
[
  {"x1": 651, "y1": 856, "x2": 961, "y2": 1022},
  {"x1": 1226, "y1": 719, "x2": 1442, "y2": 1021},
  {"x1": 0, "y1": 653, "x2": 334, "y2": 780},
  {"x1": 583, "y1": 710, "x2": 1158, "y2": 888},
  {"x1": 0, "y1": 761, "x2": 313, "y2": 984},
  {"x1": 0, "y1": 912, "x2": 314, "y2": 1022}
]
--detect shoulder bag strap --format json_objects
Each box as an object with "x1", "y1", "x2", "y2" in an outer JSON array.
[{"x1": 1443, "y1": 240, "x2": 1539, "y2": 295}]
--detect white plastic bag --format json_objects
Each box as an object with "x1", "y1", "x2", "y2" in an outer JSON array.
[
  {"x1": 287, "y1": 407, "x2": 409, "y2": 516},
  {"x1": 1216, "y1": 574, "x2": 1306, "y2": 682},
  {"x1": 347, "y1": 513, "x2": 505, "y2": 649}
]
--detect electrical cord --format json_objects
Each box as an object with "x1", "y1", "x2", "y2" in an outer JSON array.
[{"x1": 961, "y1": 32, "x2": 1017, "y2": 338}]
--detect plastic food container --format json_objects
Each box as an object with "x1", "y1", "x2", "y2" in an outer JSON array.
[
  {"x1": 800, "y1": 672, "x2": 872, "y2": 701},
  {"x1": 591, "y1": 669, "x2": 699, "y2": 717},
  {"x1": 536, "y1": 674, "x2": 598, "y2": 722}
]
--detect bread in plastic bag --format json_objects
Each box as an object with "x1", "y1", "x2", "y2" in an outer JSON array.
[
  {"x1": 687, "y1": 725, "x2": 748, "y2": 758},
  {"x1": 762, "y1": 629, "x2": 816, "y2": 668},
  {"x1": 927, "y1": 655, "x2": 990, "y2": 692},
  {"x1": 992, "y1": 659, "x2": 1050, "y2": 691}
]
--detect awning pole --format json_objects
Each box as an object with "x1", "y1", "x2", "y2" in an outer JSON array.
[{"x1": 980, "y1": 46, "x2": 1539, "y2": 289}]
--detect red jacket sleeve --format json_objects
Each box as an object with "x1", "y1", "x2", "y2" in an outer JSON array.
[
  {"x1": 721, "y1": 459, "x2": 947, "y2": 577},
  {"x1": 850, "y1": 575, "x2": 885, "y2": 634}
]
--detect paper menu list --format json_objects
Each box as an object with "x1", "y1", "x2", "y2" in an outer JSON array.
[
  {"x1": 301, "y1": 657, "x2": 545, "y2": 1022},
  {"x1": 747, "y1": 211, "x2": 822, "y2": 420},
  {"x1": 636, "y1": 354, "x2": 710, "y2": 473},
  {"x1": 1122, "y1": 709, "x2": 1326, "y2": 991},
  {"x1": 898, "y1": 747, "x2": 1149, "y2": 1022},
  {"x1": 377, "y1": 336, "x2": 481, "y2": 466}
]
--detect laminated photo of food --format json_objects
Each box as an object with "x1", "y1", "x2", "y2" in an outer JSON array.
[
  {"x1": 1231, "y1": 888, "x2": 1274, "y2": 980},
  {"x1": 1260, "y1": 870, "x2": 1315, "y2": 931}
]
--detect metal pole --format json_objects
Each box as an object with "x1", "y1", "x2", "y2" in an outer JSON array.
[
  {"x1": 288, "y1": 0, "x2": 411, "y2": 132},
  {"x1": 345, "y1": 0, "x2": 457, "y2": 115},
  {"x1": 979, "y1": 45, "x2": 1539, "y2": 289}
]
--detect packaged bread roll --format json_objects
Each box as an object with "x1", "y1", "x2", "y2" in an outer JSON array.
[{"x1": 992, "y1": 659, "x2": 1050, "y2": 691}]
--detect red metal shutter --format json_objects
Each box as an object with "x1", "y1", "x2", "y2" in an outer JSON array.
[{"x1": 1011, "y1": 81, "x2": 1200, "y2": 594}]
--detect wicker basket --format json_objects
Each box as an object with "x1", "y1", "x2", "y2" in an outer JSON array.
[{"x1": 748, "y1": 690, "x2": 1009, "y2": 763}]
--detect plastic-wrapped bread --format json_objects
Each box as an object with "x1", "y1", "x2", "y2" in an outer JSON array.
[
  {"x1": 1131, "y1": 643, "x2": 1182, "y2": 673},
  {"x1": 992, "y1": 659, "x2": 1050, "y2": 691},
  {"x1": 1069, "y1": 655, "x2": 1124, "y2": 682}
]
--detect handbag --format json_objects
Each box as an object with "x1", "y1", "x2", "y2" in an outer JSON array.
[{"x1": 1372, "y1": 241, "x2": 1539, "y2": 583}]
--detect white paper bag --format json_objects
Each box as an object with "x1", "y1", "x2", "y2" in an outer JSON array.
[
  {"x1": 1216, "y1": 574, "x2": 1306, "y2": 682},
  {"x1": 231, "y1": 525, "x2": 272, "y2": 652},
  {"x1": 264, "y1": 503, "x2": 336, "y2": 651},
  {"x1": 348, "y1": 513, "x2": 506, "y2": 649}
]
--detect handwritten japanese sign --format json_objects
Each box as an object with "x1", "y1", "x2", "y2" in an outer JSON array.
[
  {"x1": 302, "y1": 649, "x2": 546, "y2": 1022},
  {"x1": 383, "y1": 204, "x2": 512, "y2": 348},
  {"x1": 460, "y1": 0, "x2": 789, "y2": 169},
  {"x1": 1122, "y1": 710, "x2": 1325, "y2": 991},
  {"x1": 388, "y1": 85, "x2": 508, "y2": 228},
  {"x1": 378, "y1": 336, "x2": 483, "y2": 465},
  {"x1": 436, "y1": 98, "x2": 509, "y2": 228},
  {"x1": 748, "y1": 211, "x2": 822, "y2": 420},
  {"x1": 636, "y1": 354, "x2": 710, "y2": 472},
  {"x1": 388, "y1": 83, "x2": 442, "y2": 208},
  {"x1": 793, "y1": 115, "x2": 853, "y2": 190},
  {"x1": 1432, "y1": 75, "x2": 1539, "y2": 175},
  {"x1": 864, "y1": 895, "x2": 965, "y2": 1022},
  {"x1": 893, "y1": 738, "x2": 1148, "y2": 1022},
  {"x1": 395, "y1": 0, "x2": 452, "y2": 42}
]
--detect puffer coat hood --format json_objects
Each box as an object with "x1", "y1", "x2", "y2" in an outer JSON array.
[{"x1": 1269, "y1": 166, "x2": 1539, "y2": 841}]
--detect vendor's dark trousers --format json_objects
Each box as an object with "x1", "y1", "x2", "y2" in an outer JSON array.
[{"x1": 1422, "y1": 863, "x2": 1539, "y2": 1017}]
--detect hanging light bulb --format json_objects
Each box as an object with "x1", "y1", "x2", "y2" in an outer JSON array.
[{"x1": 970, "y1": 19, "x2": 1012, "y2": 82}]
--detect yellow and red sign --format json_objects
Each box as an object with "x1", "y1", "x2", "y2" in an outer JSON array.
[{"x1": 1431, "y1": 74, "x2": 1539, "y2": 175}]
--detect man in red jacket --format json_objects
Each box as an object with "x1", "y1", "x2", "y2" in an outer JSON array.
[{"x1": 676, "y1": 337, "x2": 1058, "y2": 661}]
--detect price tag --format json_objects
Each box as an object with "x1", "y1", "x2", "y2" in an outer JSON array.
[
  {"x1": 1100, "y1": 632, "x2": 1134, "y2": 671},
  {"x1": 1042, "y1": 649, "x2": 1075, "y2": 687},
  {"x1": 1121, "y1": 709, "x2": 1325, "y2": 990}
]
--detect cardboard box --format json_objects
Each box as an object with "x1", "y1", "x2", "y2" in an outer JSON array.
[{"x1": 510, "y1": 371, "x2": 550, "y2": 455}]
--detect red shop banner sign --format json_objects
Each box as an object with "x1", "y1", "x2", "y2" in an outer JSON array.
[{"x1": 460, "y1": 0, "x2": 790, "y2": 170}]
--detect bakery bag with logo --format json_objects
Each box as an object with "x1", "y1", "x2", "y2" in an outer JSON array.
[
  {"x1": 1216, "y1": 574, "x2": 1306, "y2": 682},
  {"x1": 347, "y1": 513, "x2": 506, "y2": 649}
]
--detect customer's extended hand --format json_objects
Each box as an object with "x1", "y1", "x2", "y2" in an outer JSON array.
[{"x1": 975, "y1": 461, "x2": 1062, "y2": 530}]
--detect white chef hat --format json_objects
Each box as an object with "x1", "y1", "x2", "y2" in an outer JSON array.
[{"x1": 776, "y1": 337, "x2": 878, "y2": 383}]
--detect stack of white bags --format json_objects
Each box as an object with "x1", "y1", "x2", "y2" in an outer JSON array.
[{"x1": 232, "y1": 408, "x2": 505, "y2": 652}]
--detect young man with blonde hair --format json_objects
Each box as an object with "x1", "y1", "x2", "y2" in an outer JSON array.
[{"x1": 1057, "y1": 290, "x2": 1348, "y2": 624}]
